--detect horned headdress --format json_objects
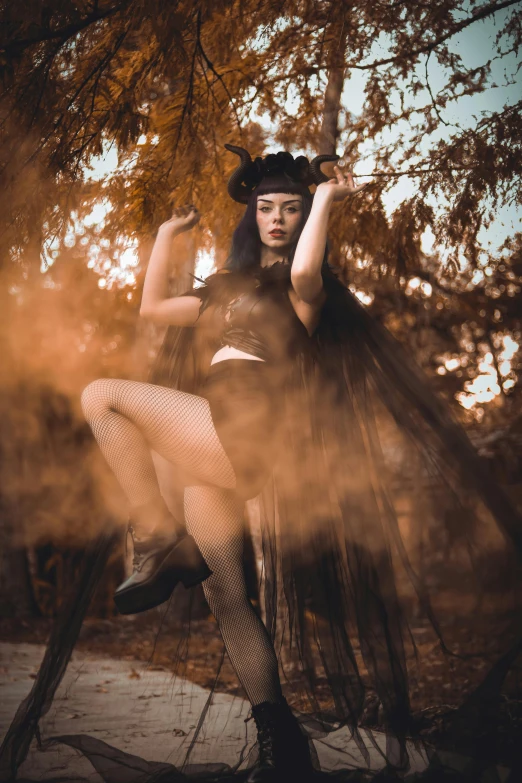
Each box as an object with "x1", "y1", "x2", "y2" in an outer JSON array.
[{"x1": 224, "y1": 143, "x2": 340, "y2": 203}]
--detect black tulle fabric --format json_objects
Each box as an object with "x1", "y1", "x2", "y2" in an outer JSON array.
[{"x1": 2, "y1": 262, "x2": 522, "y2": 783}]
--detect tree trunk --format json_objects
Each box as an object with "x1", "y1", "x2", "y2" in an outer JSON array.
[
  {"x1": 318, "y1": 65, "x2": 346, "y2": 157},
  {"x1": 318, "y1": 21, "x2": 349, "y2": 178}
]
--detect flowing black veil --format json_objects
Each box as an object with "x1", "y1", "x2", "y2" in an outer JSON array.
[{"x1": 1, "y1": 263, "x2": 521, "y2": 783}]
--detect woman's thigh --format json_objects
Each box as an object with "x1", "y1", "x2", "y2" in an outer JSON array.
[{"x1": 82, "y1": 378, "x2": 237, "y2": 490}]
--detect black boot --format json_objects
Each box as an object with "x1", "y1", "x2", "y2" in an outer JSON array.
[
  {"x1": 246, "y1": 698, "x2": 315, "y2": 782},
  {"x1": 114, "y1": 523, "x2": 212, "y2": 615}
]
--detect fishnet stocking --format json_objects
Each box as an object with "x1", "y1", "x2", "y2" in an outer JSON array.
[
  {"x1": 81, "y1": 378, "x2": 282, "y2": 706},
  {"x1": 81, "y1": 378, "x2": 237, "y2": 509},
  {"x1": 184, "y1": 485, "x2": 283, "y2": 706}
]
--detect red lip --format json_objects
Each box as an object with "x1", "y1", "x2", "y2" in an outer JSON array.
[{"x1": 269, "y1": 231, "x2": 285, "y2": 236}]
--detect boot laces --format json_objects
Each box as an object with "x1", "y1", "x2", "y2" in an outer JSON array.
[
  {"x1": 250, "y1": 710, "x2": 280, "y2": 766},
  {"x1": 248, "y1": 703, "x2": 312, "y2": 775},
  {"x1": 125, "y1": 523, "x2": 146, "y2": 572},
  {"x1": 126, "y1": 523, "x2": 182, "y2": 573}
]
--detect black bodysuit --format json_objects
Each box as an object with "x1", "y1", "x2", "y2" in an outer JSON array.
[
  {"x1": 199, "y1": 266, "x2": 310, "y2": 499},
  {"x1": 217, "y1": 274, "x2": 308, "y2": 363}
]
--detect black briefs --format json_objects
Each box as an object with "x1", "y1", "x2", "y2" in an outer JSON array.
[{"x1": 201, "y1": 359, "x2": 282, "y2": 500}]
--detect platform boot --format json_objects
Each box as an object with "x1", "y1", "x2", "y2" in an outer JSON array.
[
  {"x1": 246, "y1": 697, "x2": 315, "y2": 782},
  {"x1": 113, "y1": 496, "x2": 212, "y2": 614}
]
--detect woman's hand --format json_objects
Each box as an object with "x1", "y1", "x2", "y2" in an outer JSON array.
[
  {"x1": 316, "y1": 165, "x2": 372, "y2": 203},
  {"x1": 159, "y1": 204, "x2": 201, "y2": 236}
]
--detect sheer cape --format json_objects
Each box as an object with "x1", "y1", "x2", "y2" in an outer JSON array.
[{"x1": 2, "y1": 262, "x2": 522, "y2": 782}]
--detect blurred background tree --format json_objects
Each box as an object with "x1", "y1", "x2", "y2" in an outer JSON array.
[{"x1": 0, "y1": 0, "x2": 520, "y2": 614}]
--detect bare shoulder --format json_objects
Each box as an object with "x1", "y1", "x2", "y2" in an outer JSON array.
[{"x1": 287, "y1": 284, "x2": 327, "y2": 336}]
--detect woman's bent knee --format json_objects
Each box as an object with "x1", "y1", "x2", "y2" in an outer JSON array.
[{"x1": 81, "y1": 378, "x2": 114, "y2": 421}]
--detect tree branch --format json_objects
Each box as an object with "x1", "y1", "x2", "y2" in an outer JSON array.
[
  {"x1": 349, "y1": 0, "x2": 521, "y2": 71},
  {"x1": 0, "y1": 4, "x2": 126, "y2": 55},
  {"x1": 424, "y1": 51, "x2": 452, "y2": 128},
  {"x1": 196, "y1": 21, "x2": 243, "y2": 131}
]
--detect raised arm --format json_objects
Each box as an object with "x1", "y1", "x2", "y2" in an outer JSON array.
[
  {"x1": 291, "y1": 166, "x2": 371, "y2": 303},
  {"x1": 140, "y1": 205, "x2": 203, "y2": 326}
]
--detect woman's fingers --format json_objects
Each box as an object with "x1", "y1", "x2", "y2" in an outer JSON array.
[
  {"x1": 172, "y1": 203, "x2": 199, "y2": 218},
  {"x1": 333, "y1": 165, "x2": 374, "y2": 195},
  {"x1": 355, "y1": 180, "x2": 375, "y2": 193},
  {"x1": 161, "y1": 203, "x2": 200, "y2": 233},
  {"x1": 334, "y1": 165, "x2": 345, "y2": 184},
  {"x1": 334, "y1": 165, "x2": 355, "y2": 189}
]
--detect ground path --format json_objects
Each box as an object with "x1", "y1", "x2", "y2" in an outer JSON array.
[{"x1": 0, "y1": 643, "x2": 510, "y2": 781}]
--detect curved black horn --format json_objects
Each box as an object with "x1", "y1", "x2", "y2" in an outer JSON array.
[
  {"x1": 224, "y1": 143, "x2": 254, "y2": 204},
  {"x1": 310, "y1": 154, "x2": 340, "y2": 185}
]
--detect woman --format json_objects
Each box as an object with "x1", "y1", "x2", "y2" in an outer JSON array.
[
  {"x1": 79, "y1": 146, "x2": 369, "y2": 780},
  {"x1": 4, "y1": 146, "x2": 522, "y2": 783}
]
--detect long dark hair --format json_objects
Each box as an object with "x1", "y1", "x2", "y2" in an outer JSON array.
[{"x1": 224, "y1": 176, "x2": 330, "y2": 273}]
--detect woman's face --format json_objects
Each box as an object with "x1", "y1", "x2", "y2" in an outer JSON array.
[{"x1": 256, "y1": 193, "x2": 304, "y2": 251}]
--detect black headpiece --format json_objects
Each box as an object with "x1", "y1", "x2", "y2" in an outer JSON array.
[{"x1": 224, "y1": 143, "x2": 340, "y2": 204}]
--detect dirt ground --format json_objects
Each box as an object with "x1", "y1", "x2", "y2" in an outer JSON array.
[{"x1": 1, "y1": 598, "x2": 522, "y2": 769}]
